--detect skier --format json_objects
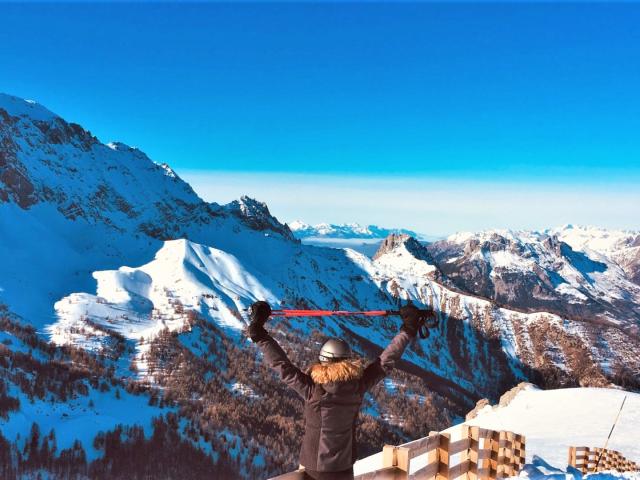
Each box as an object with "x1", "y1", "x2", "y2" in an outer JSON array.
[{"x1": 247, "y1": 300, "x2": 423, "y2": 480}]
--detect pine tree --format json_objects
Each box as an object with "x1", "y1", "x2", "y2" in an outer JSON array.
[{"x1": 24, "y1": 422, "x2": 41, "y2": 468}]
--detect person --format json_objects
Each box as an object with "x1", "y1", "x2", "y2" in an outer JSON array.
[{"x1": 247, "y1": 301, "x2": 423, "y2": 480}]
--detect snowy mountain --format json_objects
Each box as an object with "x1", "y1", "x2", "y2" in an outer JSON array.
[
  {"x1": 551, "y1": 225, "x2": 640, "y2": 288},
  {"x1": 0, "y1": 92, "x2": 293, "y2": 325},
  {"x1": 289, "y1": 220, "x2": 422, "y2": 240},
  {"x1": 1, "y1": 93, "x2": 639, "y2": 478},
  {"x1": 427, "y1": 228, "x2": 640, "y2": 332}
]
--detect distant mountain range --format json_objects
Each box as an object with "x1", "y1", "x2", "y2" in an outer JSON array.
[
  {"x1": 1, "y1": 93, "x2": 638, "y2": 478},
  {"x1": 288, "y1": 220, "x2": 424, "y2": 240}
]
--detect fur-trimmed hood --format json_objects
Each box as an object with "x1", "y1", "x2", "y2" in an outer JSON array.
[{"x1": 308, "y1": 358, "x2": 365, "y2": 384}]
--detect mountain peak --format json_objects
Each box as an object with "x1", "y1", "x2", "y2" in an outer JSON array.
[
  {"x1": 288, "y1": 219, "x2": 310, "y2": 231},
  {"x1": 373, "y1": 233, "x2": 433, "y2": 262},
  {"x1": 106, "y1": 141, "x2": 138, "y2": 152},
  {"x1": 224, "y1": 196, "x2": 295, "y2": 240},
  {"x1": 0, "y1": 93, "x2": 59, "y2": 122}
]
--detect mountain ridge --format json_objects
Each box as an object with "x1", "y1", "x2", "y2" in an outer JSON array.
[{"x1": 289, "y1": 220, "x2": 424, "y2": 240}]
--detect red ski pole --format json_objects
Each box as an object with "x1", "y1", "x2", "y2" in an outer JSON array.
[
  {"x1": 270, "y1": 309, "x2": 392, "y2": 317},
  {"x1": 267, "y1": 308, "x2": 438, "y2": 338}
]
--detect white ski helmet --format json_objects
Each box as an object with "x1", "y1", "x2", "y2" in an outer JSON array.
[{"x1": 318, "y1": 338, "x2": 352, "y2": 364}]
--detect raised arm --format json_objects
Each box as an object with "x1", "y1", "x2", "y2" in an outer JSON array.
[
  {"x1": 248, "y1": 301, "x2": 313, "y2": 400},
  {"x1": 360, "y1": 304, "x2": 421, "y2": 391}
]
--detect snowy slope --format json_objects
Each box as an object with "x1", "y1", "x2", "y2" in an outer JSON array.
[
  {"x1": 0, "y1": 309, "x2": 171, "y2": 461},
  {"x1": 0, "y1": 93, "x2": 292, "y2": 326},
  {"x1": 463, "y1": 386, "x2": 640, "y2": 471},
  {"x1": 2, "y1": 378, "x2": 167, "y2": 461},
  {"x1": 551, "y1": 225, "x2": 640, "y2": 259},
  {"x1": 49, "y1": 239, "x2": 279, "y2": 380},
  {"x1": 551, "y1": 225, "x2": 640, "y2": 289},
  {"x1": 354, "y1": 386, "x2": 640, "y2": 478}
]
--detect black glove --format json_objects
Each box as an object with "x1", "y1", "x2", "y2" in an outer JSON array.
[
  {"x1": 399, "y1": 304, "x2": 421, "y2": 337},
  {"x1": 248, "y1": 301, "x2": 272, "y2": 341}
]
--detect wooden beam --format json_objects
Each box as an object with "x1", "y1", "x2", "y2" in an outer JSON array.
[
  {"x1": 437, "y1": 433, "x2": 451, "y2": 480},
  {"x1": 489, "y1": 430, "x2": 499, "y2": 480},
  {"x1": 468, "y1": 426, "x2": 479, "y2": 480},
  {"x1": 396, "y1": 447, "x2": 410, "y2": 473},
  {"x1": 423, "y1": 433, "x2": 441, "y2": 480},
  {"x1": 383, "y1": 445, "x2": 397, "y2": 469},
  {"x1": 476, "y1": 429, "x2": 492, "y2": 480}
]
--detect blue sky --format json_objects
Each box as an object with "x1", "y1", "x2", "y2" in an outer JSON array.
[{"x1": 1, "y1": 2, "x2": 639, "y2": 234}]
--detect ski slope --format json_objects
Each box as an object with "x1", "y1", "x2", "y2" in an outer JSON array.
[{"x1": 354, "y1": 386, "x2": 640, "y2": 478}]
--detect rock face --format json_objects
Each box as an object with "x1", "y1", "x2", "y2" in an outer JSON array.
[
  {"x1": 373, "y1": 234, "x2": 431, "y2": 261},
  {"x1": 498, "y1": 382, "x2": 537, "y2": 408},
  {"x1": 426, "y1": 229, "x2": 640, "y2": 329},
  {"x1": 224, "y1": 196, "x2": 296, "y2": 241},
  {"x1": 0, "y1": 93, "x2": 290, "y2": 242},
  {"x1": 465, "y1": 382, "x2": 537, "y2": 420},
  {"x1": 466, "y1": 398, "x2": 492, "y2": 421}
]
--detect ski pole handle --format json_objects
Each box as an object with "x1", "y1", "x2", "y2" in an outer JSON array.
[{"x1": 387, "y1": 309, "x2": 438, "y2": 339}]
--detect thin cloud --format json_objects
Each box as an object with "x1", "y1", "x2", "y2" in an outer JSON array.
[{"x1": 180, "y1": 170, "x2": 639, "y2": 237}]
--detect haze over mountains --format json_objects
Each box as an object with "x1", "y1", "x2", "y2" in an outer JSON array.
[
  {"x1": 0, "y1": 93, "x2": 638, "y2": 478},
  {"x1": 289, "y1": 221, "x2": 423, "y2": 240}
]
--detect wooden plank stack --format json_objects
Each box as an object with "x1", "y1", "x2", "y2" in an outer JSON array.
[
  {"x1": 568, "y1": 446, "x2": 639, "y2": 474},
  {"x1": 381, "y1": 426, "x2": 526, "y2": 479}
]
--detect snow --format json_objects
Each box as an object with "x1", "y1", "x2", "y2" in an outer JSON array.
[
  {"x1": 441, "y1": 226, "x2": 640, "y2": 326},
  {"x1": 1, "y1": 382, "x2": 168, "y2": 460},
  {"x1": 489, "y1": 250, "x2": 535, "y2": 270},
  {"x1": 288, "y1": 220, "x2": 310, "y2": 231},
  {"x1": 556, "y1": 283, "x2": 589, "y2": 301},
  {"x1": 354, "y1": 387, "x2": 640, "y2": 478},
  {"x1": 0, "y1": 93, "x2": 59, "y2": 121},
  {"x1": 374, "y1": 243, "x2": 437, "y2": 276},
  {"x1": 93, "y1": 239, "x2": 271, "y2": 330},
  {"x1": 289, "y1": 220, "x2": 422, "y2": 240},
  {"x1": 551, "y1": 225, "x2": 639, "y2": 257},
  {"x1": 228, "y1": 382, "x2": 259, "y2": 399},
  {"x1": 463, "y1": 387, "x2": 640, "y2": 470},
  {"x1": 520, "y1": 457, "x2": 640, "y2": 480},
  {"x1": 49, "y1": 238, "x2": 281, "y2": 380},
  {"x1": 3, "y1": 93, "x2": 640, "y2": 477}
]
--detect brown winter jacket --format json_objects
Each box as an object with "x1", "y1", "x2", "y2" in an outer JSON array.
[{"x1": 254, "y1": 331, "x2": 413, "y2": 472}]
